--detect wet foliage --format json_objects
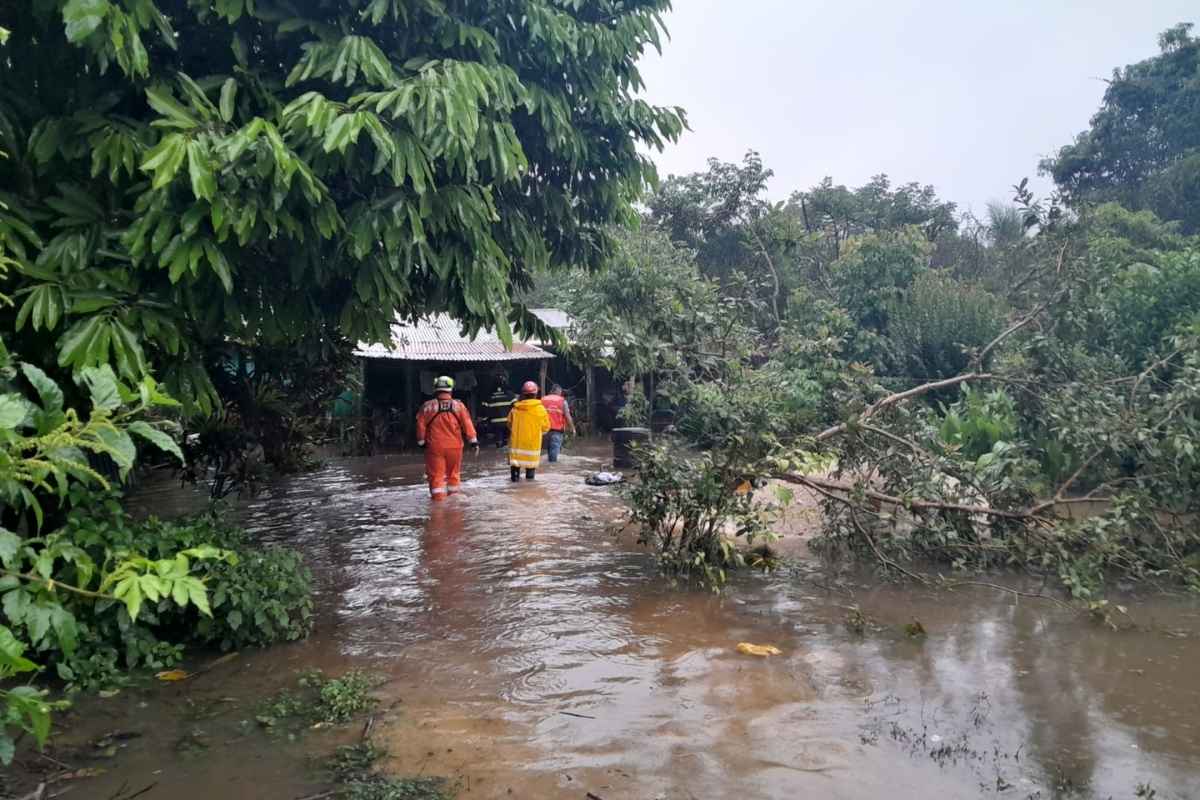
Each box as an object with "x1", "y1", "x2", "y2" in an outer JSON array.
[
  {"x1": 0, "y1": 0, "x2": 684, "y2": 417},
  {"x1": 55, "y1": 500, "x2": 313, "y2": 688},
  {"x1": 257, "y1": 669, "x2": 380, "y2": 731},
  {"x1": 0, "y1": 352, "x2": 225, "y2": 763},
  {"x1": 576, "y1": 146, "x2": 1200, "y2": 599},
  {"x1": 327, "y1": 743, "x2": 456, "y2": 800},
  {"x1": 340, "y1": 774, "x2": 457, "y2": 800},
  {"x1": 622, "y1": 446, "x2": 778, "y2": 586}
]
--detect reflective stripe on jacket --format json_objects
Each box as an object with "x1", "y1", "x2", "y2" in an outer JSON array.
[
  {"x1": 507, "y1": 398, "x2": 550, "y2": 468},
  {"x1": 416, "y1": 395, "x2": 477, "y2": 450},
  {"x1": 542, "y1": 394, "x2": 568, "y2": 431},
  {"x1": 481, "y1": 392, "x2": 515, "y2": 423}
]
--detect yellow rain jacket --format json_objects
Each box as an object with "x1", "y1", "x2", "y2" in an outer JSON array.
[{"x1": 508, "y1": 398, "x2": 551, "y2": 468}]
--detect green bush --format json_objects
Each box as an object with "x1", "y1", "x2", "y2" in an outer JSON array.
[
  {"x1": 257, "y1": 669, "x2": 378, "y2": 730},
  {"x1": 200, "y1": 544, "x2": 313, "y2": 650},
  {"x1": 623, "y1": 444, "x2": 779, "y2": 587},
  {"x1": 937, "y1": 385, "x2": 1019, "y2": 461},
  {"x1": 886, "y1": 270, "x2": 1007, "y2": 380},
  {"x1": 616, "y1": 382, "x2": 649, "y2": 427},
  {"x1": 0, "y1": 355, "x2": 237, "y2": 761},
  {"x1": 54, "y1": 498, "x2": 314, "y2": 688}
]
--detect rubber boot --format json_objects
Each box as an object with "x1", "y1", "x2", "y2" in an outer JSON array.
[
  {"x1": 526, "y1": 468, "x2": 536, "y2": 481},
  {"x1": 510, "y1": 466, "x2": 520, "y2": 482}
]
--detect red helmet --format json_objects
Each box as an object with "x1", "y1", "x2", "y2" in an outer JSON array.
[{"x1": 521, "y1": 381, "x2": 539, "y2": 396}]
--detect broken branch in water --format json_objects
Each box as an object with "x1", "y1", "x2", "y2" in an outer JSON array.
[
  {"x1": 37, "y1": 752, "x2": 74, "y2": 772},
  {"x1": 559, "y1": 711, "x2": 596, "y2": 720},
  {"x1": 184, "y1": 651, "x2": 240, "y2": 684},
  {"x1": 122, "y1": 784, "x2": 157, "y2": 800},
  {"x1": 843, "y1": 512, "x2": 1078, "y2": 612},
  {"x1": 777, "y1": 473, "x2": 1036, "y2": 521}
]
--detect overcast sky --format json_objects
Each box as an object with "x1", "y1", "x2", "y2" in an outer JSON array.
[{"x1": 637, "y1": 1, "x2": 1197, "y2": 215}]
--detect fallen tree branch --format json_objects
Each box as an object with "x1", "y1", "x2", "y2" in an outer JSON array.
[
  {"x1": 777, "y1": 473, "x2": 1033, "y2": 520},
  {"x1": 815, "y1": 372, "x2": 994, "y2": 442},
  {"x1": 975, "y1": 247, "x2": 1066, "y2": 369},
  {"x1": 1028, "y1": 448, "x2": 1105, "y2": 516},
  {"x1": 857, "y1": 423, "x2": 939, "y2": 462},
  {"x1": 779, "y1": 472, "x2": 1114, "y2": 526},
  {"x1": 846, "y1": 503, "x2": 1078, "y2": 613},
  {"x1": 812, "y1": 263, "x2": 1065, "y2": 445},
  {"x1": 937, "y1": 578, "x2": 1077, "y2": 612},
  {"x1": 848, "y1": 511, "x2": 928, "y2": 585}
]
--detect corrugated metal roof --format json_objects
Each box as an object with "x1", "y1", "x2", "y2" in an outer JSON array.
[{"x1": 355, "y1": 313, "x2": 555, "y2": 362}]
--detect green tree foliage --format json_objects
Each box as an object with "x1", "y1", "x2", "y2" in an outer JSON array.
[
  {"x1": 567, "y1": 149, "x2": 1200, "y2": 599},
  {"x1": 1044, "y1": 24, "x2": 1200, "y2": 233},
  {"x1": 885, "y1": 270, "x2": 1007, "y2": 380},
  {"x1": 646, "y1": 157, "x2": 968, "y2": 336},
  {"x1": 793, "y1": 173, "x2": 958, "y2": 255},
  {"x1": 562, "y1": 225, "x2": 759, "y2": 384},
  {"x1": 0, "y1": 0, "x2": 684, "y2": 413},
  {"x1": 827, "y1": 227, "x2": 932, "y2": 336},
  {"x1": 647, "y1": 151, "x2": 773, "y2": 277}
]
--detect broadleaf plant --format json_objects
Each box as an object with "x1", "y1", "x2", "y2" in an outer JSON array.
[{"x1": 0, "y1": 1, "x2": 685, "y2": 415}]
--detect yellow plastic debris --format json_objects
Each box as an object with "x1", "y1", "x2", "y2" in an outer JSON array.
[
  {"x1": 155, "y1": 669, "x2": 191, "y2": 682},
  {"x1": 736, "y1": 642, "x2": 782, "y2": 657}
]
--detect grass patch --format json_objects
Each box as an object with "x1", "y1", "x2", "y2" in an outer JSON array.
[
  {"x1": 326, "y1": 743, "x2": 456, "y2": 800},
  {"x1": 257, "y1": 669, "x2": 380, "y2": 732},
  {"x1": 340, "y1": 776, "x2": 456, "y2": 800},
  {"x1": 326, "y1": 743, "x2": 386, "y2": 781}
]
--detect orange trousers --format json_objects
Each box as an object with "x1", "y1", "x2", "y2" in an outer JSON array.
[{"x1": 425, "y1": 446, "x2": 464, "y2": 500}]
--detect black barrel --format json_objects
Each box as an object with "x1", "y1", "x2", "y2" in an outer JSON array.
[
  {"x1": 650, "y1": 409, "x2": 675, "y2": 434},
  {"x1": 612, "y1": 427, "x2": 651, "y2": 468}
]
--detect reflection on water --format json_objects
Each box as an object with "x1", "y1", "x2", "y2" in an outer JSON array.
[{"x1": 28, "y1": 445, "x2": 1200, "y2": 799}]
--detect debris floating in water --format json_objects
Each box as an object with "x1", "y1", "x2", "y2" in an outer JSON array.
[
  {"x1": 736, "y1": 642, "x2": 782, "y2": 657},
  {"x1": 585, "y1": 471, "x2": 624, "y2": 486}
]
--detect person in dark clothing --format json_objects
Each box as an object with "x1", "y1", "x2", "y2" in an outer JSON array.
[{"x1": 480, "y1": 377, "x2": 516, "y2": 447}]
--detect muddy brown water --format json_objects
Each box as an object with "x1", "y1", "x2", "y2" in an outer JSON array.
[{"x1": 9, "y1": 442, "x2": 1200, "y2": 799}]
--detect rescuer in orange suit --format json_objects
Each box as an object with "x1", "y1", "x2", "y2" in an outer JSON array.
[{"x1": 416, "y1": 375, "x2": 479, "y2": 500}]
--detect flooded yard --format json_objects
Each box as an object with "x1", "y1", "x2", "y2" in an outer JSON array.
[{"x1": 13, "y1": 443, "x2": 1200, "y2": 799}]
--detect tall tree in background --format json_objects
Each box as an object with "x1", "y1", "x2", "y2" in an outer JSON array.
[
  {"x1": 1044, "y1": 23, "x2": 1200, "y2": 233},
  {"x1": 0, "y1": 0, "x2": 684, "y2": 413}
]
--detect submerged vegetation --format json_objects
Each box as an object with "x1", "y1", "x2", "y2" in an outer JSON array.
[
  {"x1": 327, "y1": 743, "x2": 457, "y2": 800},
  {"x1": 257, "y1": 669, "x2": 380, "y2": 732}
]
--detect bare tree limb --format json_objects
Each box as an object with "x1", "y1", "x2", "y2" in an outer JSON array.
[
  {"x1": 774, "y1": 473, "x2": 1107, "y2": 525},
  {"x1": 1029, "y1": 448, "x2": 1105, "y2": 516},
  {"x1": 857, "y1": 423, "x2": 939, "y2": 462},
  {"x1": 845, "y1": 511, "x2": 1078, "y2": 612},
  {"x1": 747, "y1": 222, "x2": 781, "y2": 325},
  {"x1": 815, "y1": 372, "x2": 993, "y2": 442},
  {"x1": 778, "y1": 473, "x2": 1030, "y2": 519},
  {"x1": 1129, "y1": 348, "x2": 1183, "y2": 406}
]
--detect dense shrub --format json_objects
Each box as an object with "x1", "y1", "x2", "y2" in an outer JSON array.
[
  {"x1": 886, "y1": 271, "x2": 1007, "y2": 380},
  {"x1": 937, "y1": 385, "x2": 1018, "y2": 461},
  {"x1": 55, "y1": 497, "x2": 314, "y2": 688}
]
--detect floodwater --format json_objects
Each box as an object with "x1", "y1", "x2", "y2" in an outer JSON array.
[{"x1": 9, "y1": 442, "x2": 1200, "y2": 799}]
